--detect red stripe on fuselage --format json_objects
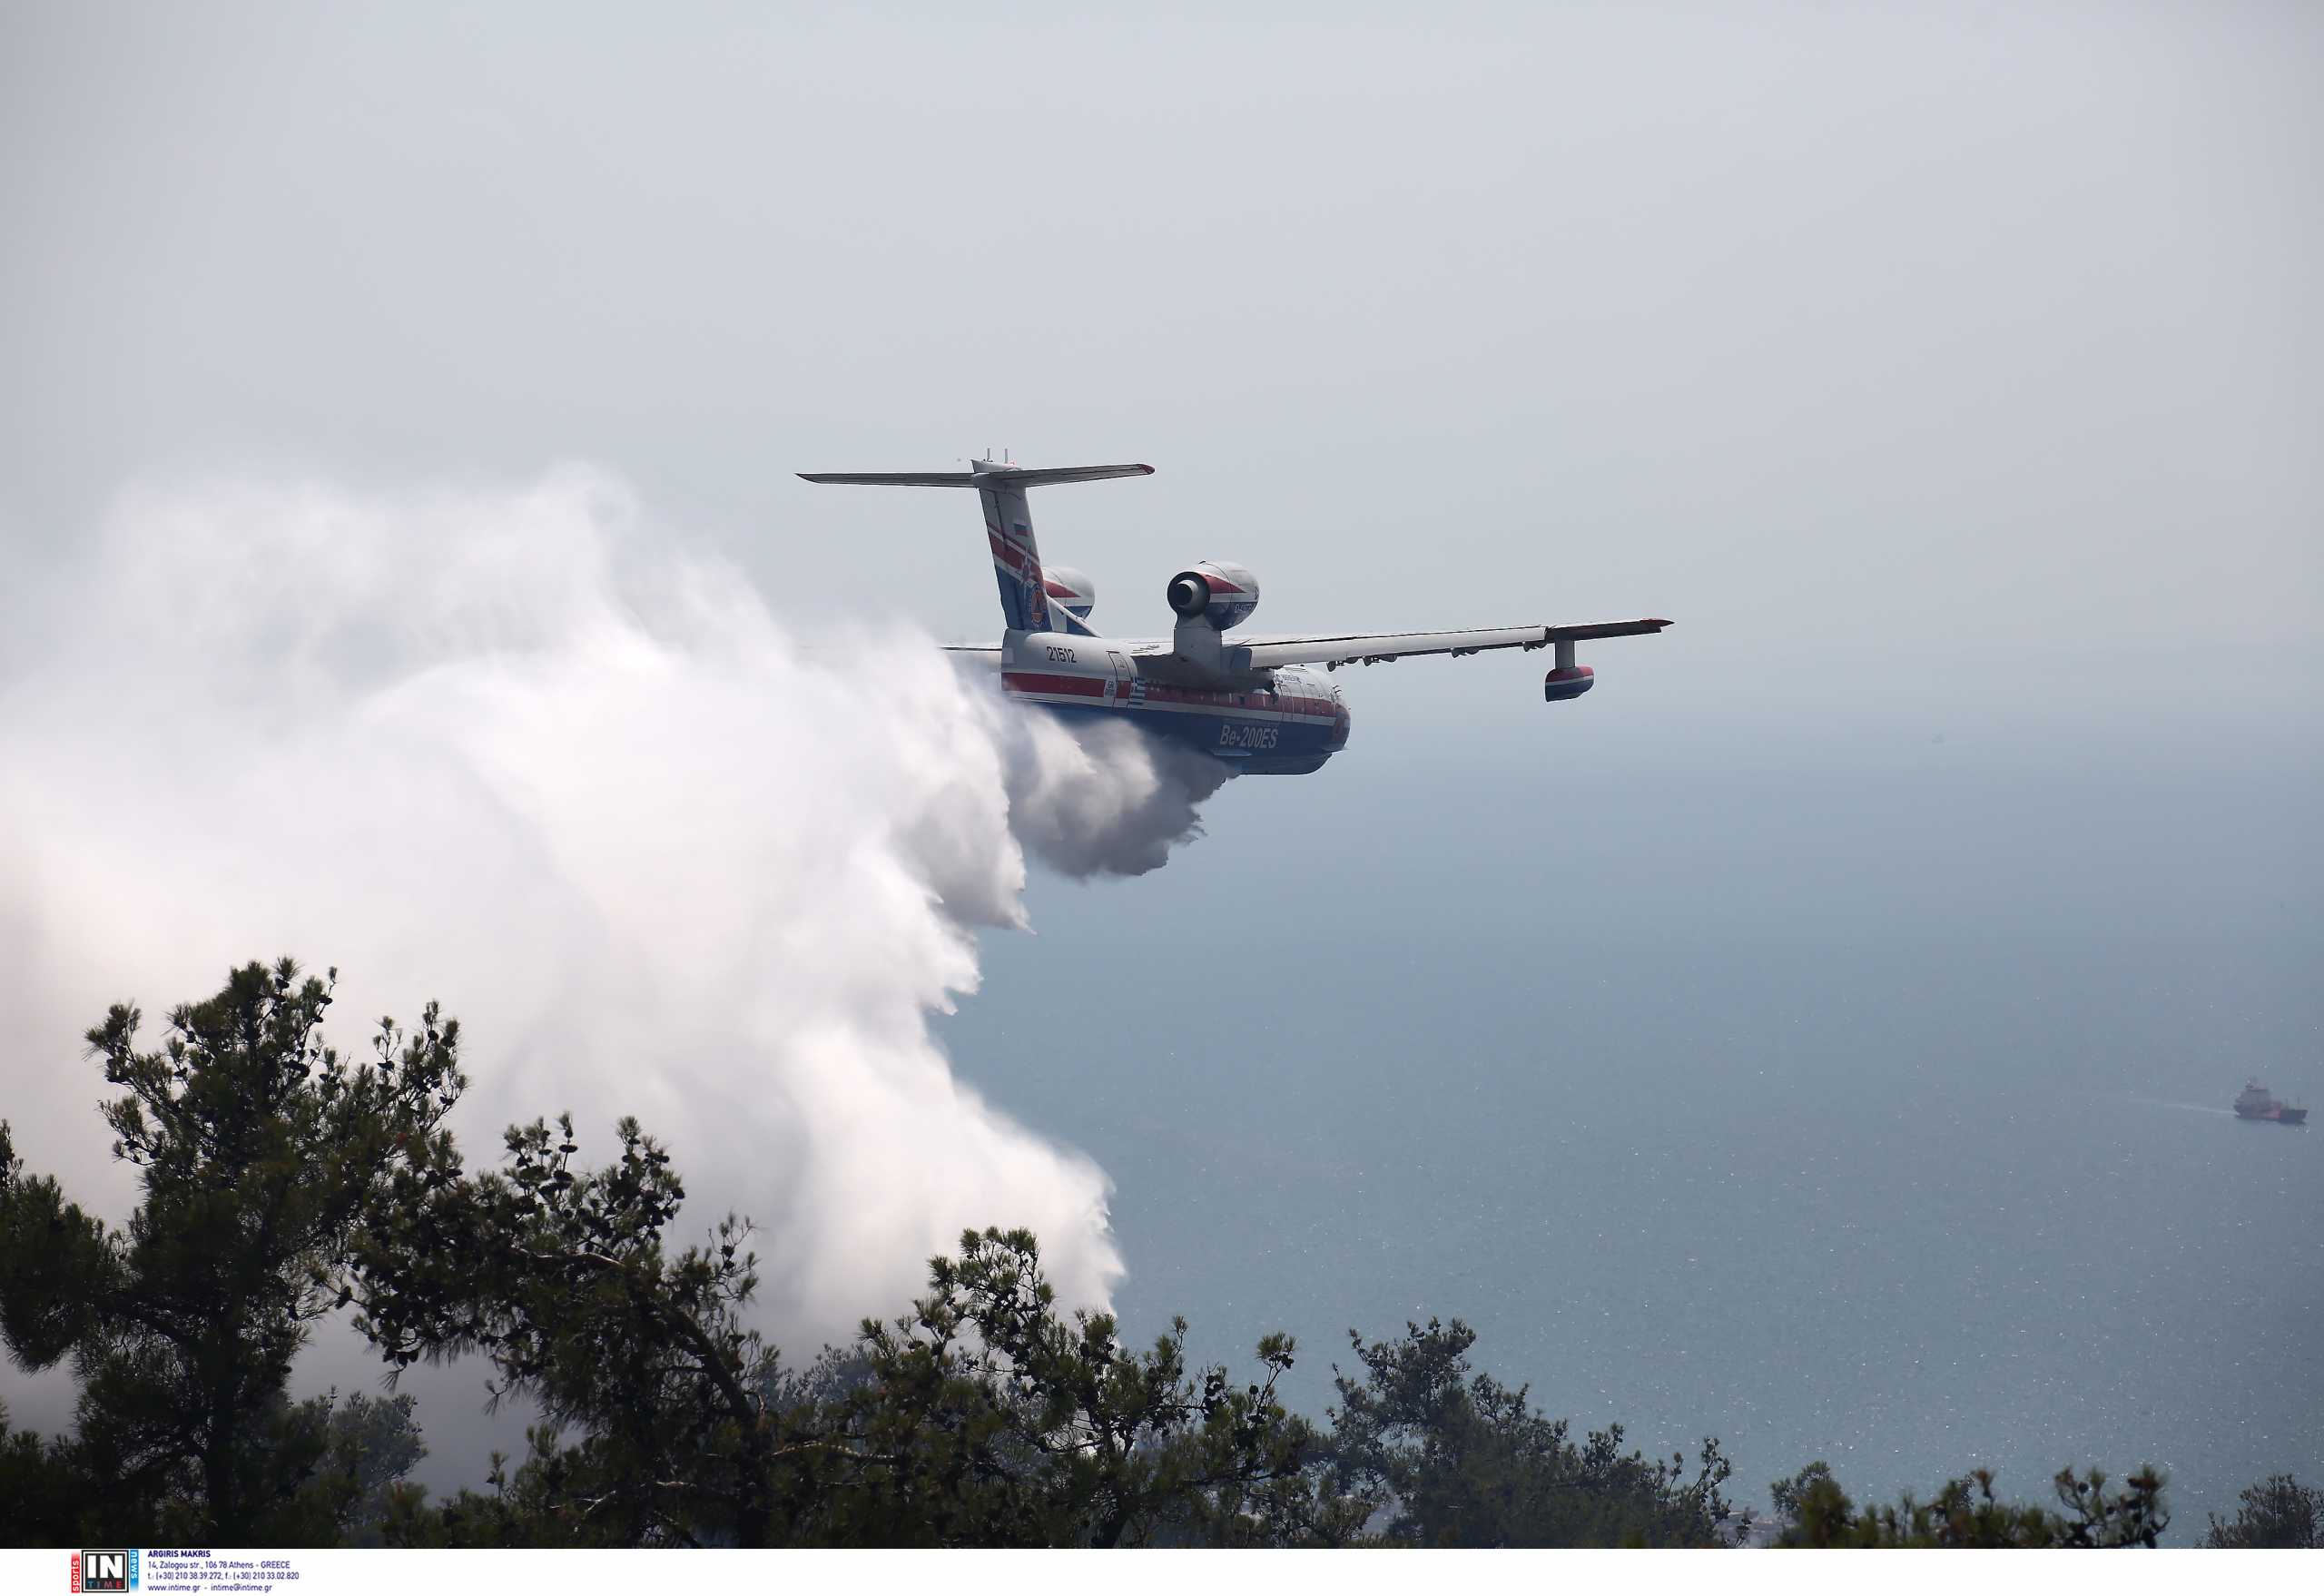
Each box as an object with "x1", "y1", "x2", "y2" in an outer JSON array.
[{"x1": 1002, "y1": 671, "x2": 1108, "y2": 697}]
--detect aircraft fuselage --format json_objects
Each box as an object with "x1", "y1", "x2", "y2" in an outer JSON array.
[{"x1": 997, "y1": 631, "x2": 1350, "y2": 776}]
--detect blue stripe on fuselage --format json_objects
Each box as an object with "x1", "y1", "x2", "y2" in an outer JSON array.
[
  {"x1": 997, "y1": 664, "x2": 1351, "y2": 773},
  {"x1": 1023, "y1": 698, "x2": 1348, "y2": 771}
]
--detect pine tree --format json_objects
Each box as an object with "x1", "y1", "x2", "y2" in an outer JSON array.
[{"x1": 0, "y1": 959, "x2": 458, "y2": 1541}]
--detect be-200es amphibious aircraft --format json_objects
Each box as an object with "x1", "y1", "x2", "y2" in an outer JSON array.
[{"x1": 801, "y1": 458, "x2": 1669, "y2": 776}]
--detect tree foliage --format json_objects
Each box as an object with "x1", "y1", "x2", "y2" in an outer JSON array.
[
  {"x1": 809, "y1": 1226, "x2": 1354, "y2": 1547},
  {"x1": 361, "y1": 1175, "x2": 1345, "y2": 1546},
  {"x1": 2205, "y1": 1473, "x2": 2322, "y2": 1549},
  {"x1": 355, "y1": 1111, "x2": 784, "y2": 1545},
  {"x1": 1322, "y1": 1315, "x2": 1736, "y2": 1546},
  {"x1": 0, "y1": 960, "x2": 455, "y2": 1541},
  {"x1": 1775, "y1": 1461, "x2": 2171, "y2": 1547}
]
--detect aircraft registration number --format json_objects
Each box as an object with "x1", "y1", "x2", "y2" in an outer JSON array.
[{"x1": 1217, "y1": 724, "x2": 1280, "y2": 751}]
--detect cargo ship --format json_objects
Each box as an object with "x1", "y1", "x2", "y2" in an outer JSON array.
[{"x1": 2233, "y1": 1079, "x2": 2309, "y2": 1125}]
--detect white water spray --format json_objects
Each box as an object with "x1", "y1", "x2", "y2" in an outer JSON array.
[{"x1": 0, "y1": 466, "x2": 1226, "y2": 1348}]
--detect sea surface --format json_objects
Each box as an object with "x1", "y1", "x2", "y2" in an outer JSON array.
[{"x1": 939, "y1": 710, "x2": 2324, "y2": 1537}]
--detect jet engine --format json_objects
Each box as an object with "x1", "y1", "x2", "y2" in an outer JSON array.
[
  {"x1": 1165, "y1": 560, "x2": 1261, "y2": 630},
  {"x1": 1042, "y1": 565, "x2": 1097, "y2": 622}
]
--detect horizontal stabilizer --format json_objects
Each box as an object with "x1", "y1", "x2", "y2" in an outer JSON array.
[
  {"x1": 799, "y1": 471, "x2": 980, "y2": 487},
  {"x1": 799, "y1": 463, "x2": 1153, "y2": 488}
]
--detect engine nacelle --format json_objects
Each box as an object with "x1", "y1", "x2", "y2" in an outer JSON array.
[
  {"x1": 1042, "y1": 565, "x2": 1096, "y2": 621},
  {"x1": 1165, "y1": 559, "x2": 1260, "y2": 630}
]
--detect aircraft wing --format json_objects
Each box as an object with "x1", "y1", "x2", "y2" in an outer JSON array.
[{"x1": 1236, "y1": 618, "x2": 1670, "y2": 671}]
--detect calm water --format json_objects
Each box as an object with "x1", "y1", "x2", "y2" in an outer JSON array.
[{"x1": 940, "y1": 721, "x2": 2324, "y2": 1536}]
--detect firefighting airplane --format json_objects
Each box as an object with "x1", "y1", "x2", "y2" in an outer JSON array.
[{"x1": 801, "y1": 458, "x2": 1669, "y2": 775}]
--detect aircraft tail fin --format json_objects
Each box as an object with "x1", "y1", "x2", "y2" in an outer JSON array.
[{"x1": 799, "y1": 459, "x2": 1151, "y2": 632}]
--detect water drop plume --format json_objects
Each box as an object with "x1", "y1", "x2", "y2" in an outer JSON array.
[{"x1": 0, "y1": 466, "x2": 1226, "y2": 1343}]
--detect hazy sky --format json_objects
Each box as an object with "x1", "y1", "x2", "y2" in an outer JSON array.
[
  {"x1": 5, "y1": 3, "x2": 2318, "y2": 720},
  {"x1": 3, "y1": 1, "x2": 2320, "y2": 1517}
]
